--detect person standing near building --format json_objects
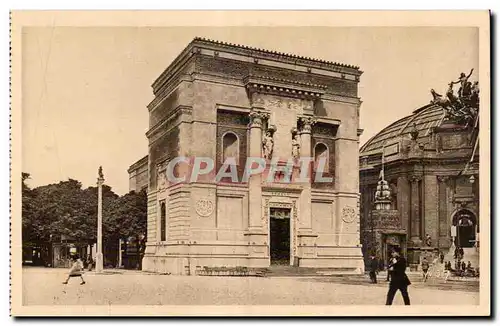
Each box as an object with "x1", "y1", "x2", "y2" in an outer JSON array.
[
  {"x1": 369, "y1": 254, "x2": 378, "y2": 284},
  {"x1": 385, "y1": 247, "x2": 411, "y2": 305},
  {"x1": 444, "y1": 261, "x2": 452, "y2": 283},
  {"x1": 439, "y1": 252, "x2": 444, "y2": 264},
  {"x1": 86, "y1": 255, "x2": 94, "y2": 271},
  {"x1": 421, "y1": 257, "x2": 430, "y2": 282}
]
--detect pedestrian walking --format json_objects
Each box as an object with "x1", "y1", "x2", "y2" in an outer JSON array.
[
  {"x1": 439, "y1": 252, "x2": 444, "y2": 264},
  {"x1": 444, "y1": 262, "x2": 451, "y2": 283},
  {"x1": 385, "y1": 247, "x2": 411, "y2": 305},
  {"x1": 86, "y1": 255, "x2": 94, "y2": 271},
  {"x1": 421, "y1": 257, "x2": 430, "y2": 282},
  {"x1": 369, "y1": 254, "x2": 378, "y2": 284},
  {"x1": 62, "y1": 254, "x2": 86, "y2": 285}
]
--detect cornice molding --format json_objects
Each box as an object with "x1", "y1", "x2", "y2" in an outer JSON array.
[
  {"x1": 322, "y1": 93, "x2": 362, "y2": 104},
  {"x1": 150, "y1": 38, "x2": 363, "y2": 102},
  {"x1": 152, "y1": 52, "x2": 197, "y2": 95},
  {"x1": 244, "y1": 75, "x2": 327, "y2": 100},
  {"x1": 127, "y1": 155, "x2": 149, "y2": 173},
  {"x1": 192, "y1": 37, "x2": 361, "y2": 73},
  {"x1": 193, "y1": 72, "x2": 243, "y2": 86},
  {"x1": 146, "y1": 105, "x2": 192, "y2": 141},
  {"x1": 148, "y1": 74, "x2": 194, "y2": 112}
]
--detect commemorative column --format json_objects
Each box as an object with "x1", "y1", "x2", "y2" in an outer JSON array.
[{"x1": 96, "y1": 166, "x2": 104, "y2": 273}]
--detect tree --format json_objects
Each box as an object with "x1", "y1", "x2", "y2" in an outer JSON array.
[
  {"x1": 22, "y1": 173, "x2": 38, "y2": 244},
  {"x1": 30, "y1": 179, "x2": 88, "y2": 242},
  {"x1": 81, "y1": 184, "x2": 119, "y2": 244},
  {"x1": 21, "y1": 173, "x2": 147, "y2": 268},
  {"x1": 22, "y1": 177, "x2": 120, "y2": 245},
  {"x1": 104, "y1": 189, "x2": 147, "y2": 268},
  {"x1": 105, "y1": 189, "x2": 147, "y2": 241}
]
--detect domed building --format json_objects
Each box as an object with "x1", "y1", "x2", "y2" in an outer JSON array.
[{"x1": 359, "y1": 77, "x2": 480, "y2": 270}]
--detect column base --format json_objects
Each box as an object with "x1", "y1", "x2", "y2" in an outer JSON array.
[
  {"x1": 95, "y1": 252, "x2": 104, "y2": 273},
  {"x1": 409, "y1": 237, "x2": 423, "y2": 248}
]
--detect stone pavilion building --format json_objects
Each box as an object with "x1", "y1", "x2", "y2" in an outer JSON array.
[
  {"x1": 134, "y1": 38, "x2": 365, "y2": 275},
  {"x1": 359, "y1": 76, "x2": 480, "y2": 270}
]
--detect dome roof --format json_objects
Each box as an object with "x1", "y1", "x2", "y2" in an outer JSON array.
[{"x1": 360, "y1": 104, "x2": 446, "y2": 154}]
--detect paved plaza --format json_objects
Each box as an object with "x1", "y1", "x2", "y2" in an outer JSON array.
[{"x1": 22, "y1": 267, "x2": 479, "y2": 306}]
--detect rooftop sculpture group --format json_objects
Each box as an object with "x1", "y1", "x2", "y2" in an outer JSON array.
[{"x1": 430, "y1": 69, "x2": 479, "y2": 127}]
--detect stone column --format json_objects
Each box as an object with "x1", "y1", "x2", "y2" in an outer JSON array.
[
  {"x1": 409, "y1": 175, "x2": 422, "y2": 246},
  {"x1": 96, "y1": 167, "x2": 104, "y2": 273},
  {"x1": 423, "y1": 174, "x2": 438, "y2": 247},
  {"x1": 397, "y1": 176, "x2": 410, "y2": 232},
  {"x1": 248, "y1": 111, "x2": 266, "y2": 230},
  {"x1": 437, "y1": 176, "x2": 450, "y2": 248},
  {"x1": 298, "y1": 116, "x2": 315, "y2": 231}
]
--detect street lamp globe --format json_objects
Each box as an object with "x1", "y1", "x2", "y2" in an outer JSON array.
[{"x1": 469, "y1": 175, "x2": 476, "y2": 184}]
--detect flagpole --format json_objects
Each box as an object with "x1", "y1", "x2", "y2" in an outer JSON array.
[{"x1": 381, "y1": 142, "x2": 386, "y2": 181}]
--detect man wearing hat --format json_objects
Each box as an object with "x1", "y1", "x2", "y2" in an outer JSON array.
[
  {"x1": 368, "y1": 254, "x2": 379, "y2": 284},
  {"x1": 385, "y1": 247, "x2": 411, "y2": 305}
]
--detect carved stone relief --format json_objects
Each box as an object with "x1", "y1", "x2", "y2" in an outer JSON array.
[
  {"x1": 298, "y1": 116, "x2": 317, "y2": 133},
  {"x1": 257, "y1": 95, "x2": 312, "y2": 114},
  {"x1": 195, "y1": 199, "x2": 214, "y2": 217},
  {"x1": 157, "y1": 161, "x2": 168, "y2": 191},
  {"x1": 263, "y1": 198, "x2": 270, "y2": 228},
  {"x1": 157, "y1": 171, "x2": 167, "y2": 191},
  {"x1": 342, "y1": 206, "x2": 357, "y2": 223}
]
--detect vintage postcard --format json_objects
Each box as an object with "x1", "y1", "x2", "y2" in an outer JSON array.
[{"x1": 10, "y1": 10, "x2": 490, "y2": 316}]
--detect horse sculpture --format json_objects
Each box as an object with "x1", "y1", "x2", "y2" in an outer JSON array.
[{"x1": 430, "y1": 89, "x2": 454, "y2": 112}]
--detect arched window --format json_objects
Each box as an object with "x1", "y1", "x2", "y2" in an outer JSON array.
[
  {"x1": 222, "y1": 132, "x2": 239, "y2": 164},
  {"x1": 160, "y1": 202, "x2": 166, "y2": 242},
  {"x1": 314, "y1": 143, "x2": 329, "y2": 172}
]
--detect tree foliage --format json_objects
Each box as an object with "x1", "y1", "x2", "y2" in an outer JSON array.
[
  {"x1": 21, "y1": 173, "x2": 147, "y2": 247},
  {"x1": 104, "y1": 189, "x2": 147, "y2": 242}
]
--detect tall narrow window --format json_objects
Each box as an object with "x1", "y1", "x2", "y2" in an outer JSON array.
[
  {"x1": 160, "y1": 202, "x2": 166, "y2": 242},
  {"x1": 222, "y1": 132, "x2": 239, "y2": 164},
  {"x1": 314, "y1": 143, "x2": 329, "y2": 172}
]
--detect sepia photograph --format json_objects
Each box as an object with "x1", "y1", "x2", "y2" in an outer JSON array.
[{"x1": 9, "y1": 10, "x2": 490, "y2": 316}]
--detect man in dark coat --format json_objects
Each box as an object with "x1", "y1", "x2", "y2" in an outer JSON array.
[
  {"x1": 385, "y1": 247, "x2": 411, "y2": 305},
  {"x1": 386, "y1": 256, "x2": 392, "y2": 282},
  {"x1": 369, "y1": 254, "x2": 378, "y2": 284}
]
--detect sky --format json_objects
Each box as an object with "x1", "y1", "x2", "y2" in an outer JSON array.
[{"x1": 21, "y1": 26, "x2": 479, "y2": 195}]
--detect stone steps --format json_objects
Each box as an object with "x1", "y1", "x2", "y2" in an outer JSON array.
[{"x1": 264, "y1": 266, "x2": 359, "y2": 277}]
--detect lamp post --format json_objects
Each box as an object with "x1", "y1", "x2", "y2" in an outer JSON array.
[{"x1": 95, "y1": 166, "x2": 104, "y2": 273}]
